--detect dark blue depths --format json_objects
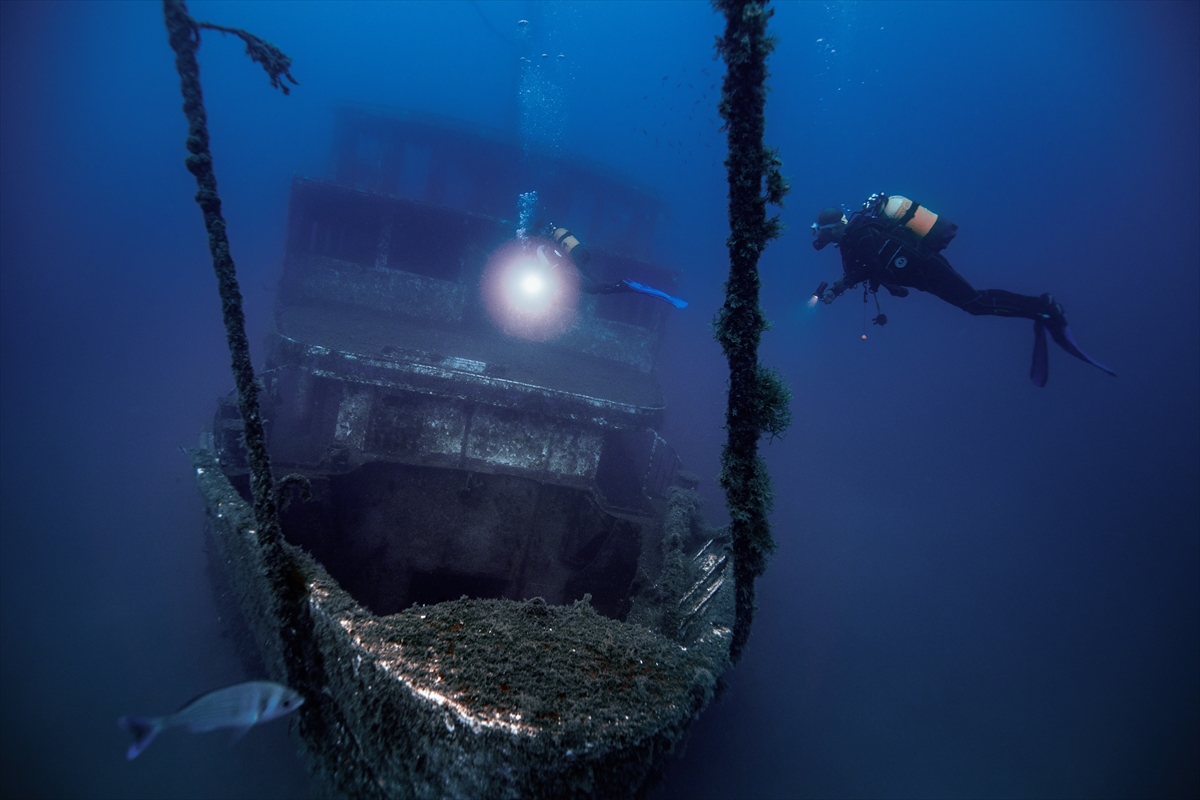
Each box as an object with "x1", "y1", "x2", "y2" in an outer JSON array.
[{"x1": 1, "y1": 2, "x2": 1196, "y2": 798}]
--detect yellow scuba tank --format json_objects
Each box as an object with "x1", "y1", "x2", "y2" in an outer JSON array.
[
  {"x1": 880, "y1": 195, "x2": 958, "y2": 253},
  {"x1": 548, "y1": 226, "x2": 591, "y2": 267},
  {"x1": 883, "y1": 196, "x2": 938, "y2": 237}
]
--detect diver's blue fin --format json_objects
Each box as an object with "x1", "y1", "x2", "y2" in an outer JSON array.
[
  {"x1": 1031, "y1": 319, "x2": 1048, "y2": 387},
  {"x1": 620, "y1": 279, "x2": 688, "y2": 308},
  {"x1": 1047, "y1": 323, "x2": 1117, "y2": 378}
]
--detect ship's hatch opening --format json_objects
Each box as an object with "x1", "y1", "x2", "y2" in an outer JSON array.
[
  {"x1": 277, "y1": 461, "x2": 644, "y2": 620},
  {"x1": 408, "y1": 570, "x2": 508, "y2": 607}
]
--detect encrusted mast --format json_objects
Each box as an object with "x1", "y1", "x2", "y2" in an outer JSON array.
[
  {"x1": 713, "y1": 0, "x2": 792, "y2": 662},
  {"x1": 161, "y1": 3, "x2": 380, "y2": 794},
  {"x1": 161, "y1": 0, "x2": 293, "y2": 556}
]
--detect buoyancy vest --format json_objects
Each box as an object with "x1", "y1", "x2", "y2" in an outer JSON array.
[{"x1": 837, "y1": 194, "x2": 957, "y2": 285}]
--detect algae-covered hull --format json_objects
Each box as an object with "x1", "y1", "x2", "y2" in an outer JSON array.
[
  {"x1": 198, "y1": 108, "x2": 734, "y2": 797},
  {"x1": 199, "y1": 447, "x2": 732, "y2": 797}
]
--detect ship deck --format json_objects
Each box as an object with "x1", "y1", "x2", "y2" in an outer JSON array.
[{"x1": 276, "y1": 303, "x2": 666, "y2": 411}]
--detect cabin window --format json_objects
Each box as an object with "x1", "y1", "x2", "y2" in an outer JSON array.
[
  {"x1": 386, "y1": 205, "x2": 464, "y2": 282},
  {"x1": 443, "y1": 160, "x2": 473, "y2": 212},
  {"x1": 345, "y1": 134, "x2": 386, "y2": 192},
  {"x1": 305, "y1": 211, "x2": 380, "y2": 268},
  {"x1": 356, "y1": 135, "x2": 383, "y2": 168},
  {"x1": 398, "y1": 144, "x2": 432, "y2": 201}
]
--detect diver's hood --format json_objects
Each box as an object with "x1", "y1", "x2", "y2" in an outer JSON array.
[
  {"x1": 812, "y1": 208, "x2": 847, "y2": 250},
  {"x1": 812, "y1": 225, "x2": 843, "y2": 250}
]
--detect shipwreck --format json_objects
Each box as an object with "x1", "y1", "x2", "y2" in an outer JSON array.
[{"x1": 194, "y1": 107, "x2": 735, "y2": 798}]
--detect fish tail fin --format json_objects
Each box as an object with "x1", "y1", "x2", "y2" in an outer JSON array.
[{"x1": 118, "y1": 715, "x2": 162, "y2": 760}]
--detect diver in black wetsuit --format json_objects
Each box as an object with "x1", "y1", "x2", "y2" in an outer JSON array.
[
  {"x1": 811, "y1": 193, "x2": 1116, "y2": 385},
  {"x1": 537, "y1": 222, "x2": 688, "y2": 308}
]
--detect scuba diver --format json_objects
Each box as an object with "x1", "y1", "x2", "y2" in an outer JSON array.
[
  {"x1": 811, "y1": 193, "x2": 1115, "y2": 386},
  {"x1": 537, "y1": 222, "x2": 688, "y2": 308}
]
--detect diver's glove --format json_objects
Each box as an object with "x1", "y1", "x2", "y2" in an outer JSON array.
[{"x1": 821, "y1": 278, "x2": 847, "y2": 304}]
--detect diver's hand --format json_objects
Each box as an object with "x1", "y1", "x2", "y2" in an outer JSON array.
[{"x1": 821, "y1": 278, "x2": 845, "y2": 304}]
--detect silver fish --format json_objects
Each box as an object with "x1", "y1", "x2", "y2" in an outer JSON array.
[{"x1": 118, "y1": 680, "x2": 304, "y2": 760}]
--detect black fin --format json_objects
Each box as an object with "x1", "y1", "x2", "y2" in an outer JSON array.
[
  {"x1": 1031, "y1": 319, "x2": 1049, "y2": 387},
  {"x1": 1048, "y1": 323, "x2": 1117, "y2": 378}
]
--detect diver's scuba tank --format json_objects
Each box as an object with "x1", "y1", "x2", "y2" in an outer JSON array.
[
  {"x1": 542, "y1": 224, "x2": 592, "y2": 268},
  {"x1": 535, "y1": 221, "x2": 688, "y2": 307},
  {"x1": 866, "y1": 193, "x2": 958, "y2": 254}
]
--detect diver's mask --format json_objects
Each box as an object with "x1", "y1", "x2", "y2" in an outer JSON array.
[{"x1": 811, "y1": 215, "x2": 847, "y2": 250}]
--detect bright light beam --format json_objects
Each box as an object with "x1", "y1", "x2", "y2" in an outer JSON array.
[
  {"x1": 480, "y1": 238, "x2": 580, "y2": 341},
  {"x1": 520, "y1": 271, "x2": 545, "y2": 295}
]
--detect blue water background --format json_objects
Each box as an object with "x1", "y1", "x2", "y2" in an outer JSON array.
[{"x1": 2, "y1": 2, "x2": 1196, "y2": 798}]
